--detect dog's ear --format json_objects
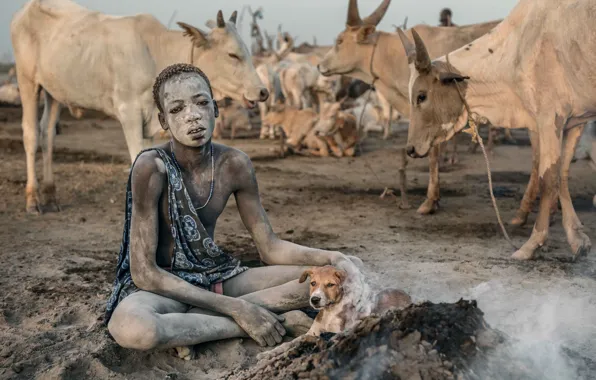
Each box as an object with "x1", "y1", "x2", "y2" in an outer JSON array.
[
  {"x1": 299, "y1": 269, "x2": 313, "y2": 283},
  {"x1": 333, "y1": 269, "x2": 347, "y2": 283}
]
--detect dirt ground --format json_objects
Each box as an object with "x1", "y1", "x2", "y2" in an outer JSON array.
[{"x1": 1, "y1": 105, "x2": 595, "y2": 380}]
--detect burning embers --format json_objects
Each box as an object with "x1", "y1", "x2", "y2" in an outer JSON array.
[{"x1": 224, "y1": 299, "x2": 563, "y2": 380}]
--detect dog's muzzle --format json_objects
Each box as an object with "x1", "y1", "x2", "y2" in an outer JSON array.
[{"x1": 310, "y1": 296, "x2": 321, "y2": 306}]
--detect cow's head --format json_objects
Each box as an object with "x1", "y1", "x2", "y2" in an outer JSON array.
[
  {"x1": 318, "y1": 0, "x2": 391, "y2": 81},
  {"x1": 397, "y1": 28, "x2": 470, "y2": 158},
  {"x1": 178, "y1": 10, "x2": 269, "y2": 109}
]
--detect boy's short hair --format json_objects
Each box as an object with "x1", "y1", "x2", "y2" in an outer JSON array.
[{"x1": 152, "y1": 63, "x2": 213, "y2": 113}]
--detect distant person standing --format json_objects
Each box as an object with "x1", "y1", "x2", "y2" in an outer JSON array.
[{"x1": 439, "y1": 8, "x2": 457, "y2": 27}]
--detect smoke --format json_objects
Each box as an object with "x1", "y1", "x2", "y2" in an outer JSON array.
[{"x1": 465, "y1": 279, "x2": 596, "y2": 380}]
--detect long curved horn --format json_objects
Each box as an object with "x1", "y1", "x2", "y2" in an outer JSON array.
[
  {"x1": 346, "y1": 0, "x2": 362, "y2": 26},
  {"x1": 362, "y1": 0, "x2": 391, "y2": 26},
  {"x1": 229, "y1": 10, "x2": 238, "y2": 24},
  {"x1": 217, "y1": 10, "x2": 226, "y2": 28},
  {"x1": 396, "y1": 28, "x2": 415, "y2": 64},
  {"x1": 412, "y1": 29, "x2": 432, "y2": 73}
]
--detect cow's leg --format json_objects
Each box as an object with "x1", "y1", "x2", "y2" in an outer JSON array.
[
  {"x1": 510, "y1": 130, "x2": 540, "y2": 226},
  {"x1": 39, "y1": 91, "x2": 62, "y2": 212},
  {"x1": 504, "y1": 128, "x2": 516, "y2": 144},
  {"x1": 118, "y1": 106, "x2": 145, "y2": 163},
  {"x1": 511, "y1": 120, "x2": 561, "y2": 260},
  {"x1": 559, "y1": 124, "x2": 591, "y2": 259},
  {"x1": 449, "y1": 137, "x2": 459, "y2": 165},
  {"x1": 418, "y1": 145, "x2": 440, "y2": 215},
  {"x1": 259, "y1": 103, "x2": 269, "y2": 139},
  {"x1": 487, "y1": 126, "x2": 496, "y2": 153},
  {"x1": 17, "y1": 75, "x2": 41, "y2": 213},
  {"x1": 383, "y1": 106, "x2": 392, "y2": 140}
]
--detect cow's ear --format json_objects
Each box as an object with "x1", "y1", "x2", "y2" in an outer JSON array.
[
  {"x1": 357, "y1": 25, "x2": 376, "y2": 43},
  {"x1": 177, "y1": 22, "x2": 209, "y2": 47},
  {"x1": 438, "y1": 72, "x2": 470, "y2": 84}
]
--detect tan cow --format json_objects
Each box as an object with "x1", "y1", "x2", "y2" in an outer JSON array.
[
  {"x1": 262, "y1": 105, "x2": 327, "y2": 156},
  {"x1": 11, "y1": 0, "x2": 268, "y2": 213},
  {"x1": 313, "y1": 102, "x2": 360, "y2": 157},
  {"x1": 212, "y1": 100, "x2": 254, "y2": 140},
  {"x1": 396, "y1": 0, "x2": 595, "y2": 260},
  {"x1": 318, "y1": 0, "x2": 501, "y2": 215}
]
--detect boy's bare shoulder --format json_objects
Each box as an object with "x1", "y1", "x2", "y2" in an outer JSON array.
[
  {"x1": 216, "y1": 144, "x2": 254, "y2": 173},
  {"x1": 130, "y1": 149, "x2": 168, "y2": 202}
]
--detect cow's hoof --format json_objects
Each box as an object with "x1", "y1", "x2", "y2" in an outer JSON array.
[
  {"x1": 174, "y1": 346, "x2": 193, "y2": 361},
  {"x1": 41, "y1": 201, "x2": 61, "y2": 213},
  {"x1": 26, "y1": 190, "x2": 41, "y2": 214},
  {"x1": 511, "y1": 246, "x2": 536, "y2": 261},
  {"x1": 41, "y1": 184, "x2": 61, "y2": 212},
  {"x1": 417, "y1": 199, "x2": 439, "y2": 215},
  {"x1": 26, "y1": 203, "x2": 41, "y2": 215},
  {"x1": 570, "y1": 231, "x2": 591, "y2": 261},
  {"x1": 509, "y1": 212, "x2": 528, "y2": 227}
]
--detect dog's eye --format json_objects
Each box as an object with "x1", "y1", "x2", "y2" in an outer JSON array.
[
  {"x1": 326, "y1": 283, "x2": 335, "y2": 288},
  {"x1": 310, "y1": 281, "x2": 316, "y2": 287}
]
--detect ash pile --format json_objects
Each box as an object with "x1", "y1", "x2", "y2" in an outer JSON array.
[{"x1": 224, "y1": 299, "x2": 594, "y2": 380}]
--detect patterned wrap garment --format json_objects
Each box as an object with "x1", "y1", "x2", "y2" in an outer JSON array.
[{"x1": 104, "y1": 148, "x2": 248, "y2": 324}]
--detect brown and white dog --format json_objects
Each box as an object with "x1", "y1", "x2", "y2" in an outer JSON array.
[{"x1": 299, "y1": 264, "x2": 411, "y2": 336}]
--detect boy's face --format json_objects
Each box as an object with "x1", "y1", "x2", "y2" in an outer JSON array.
[{"x1": 159, "y1": 73, "x2": 216, "y2": 147}]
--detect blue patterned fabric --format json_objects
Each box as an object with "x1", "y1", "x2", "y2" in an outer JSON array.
[{"x1": 104, "y1": 148, "x2": 248, "y2": 324}]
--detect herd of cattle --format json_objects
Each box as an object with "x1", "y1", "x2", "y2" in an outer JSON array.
[{"x1": 3, "y1": 0, "x2": 596, "y2": 260}]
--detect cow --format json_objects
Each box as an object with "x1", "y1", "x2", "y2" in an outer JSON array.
[
  {"x1": 278, "y1": 62, "x2": 342, "y2": 111},
  {"x1": 395, "y1": 0, "x2": 595, "y2": 260},
  {"x1": 212, "y1": 99, "x2": 255, "y2": 140},
  {"x1": 11, "y1": 0, "x2": 268, "y2": 214},
  {"x1": 317, "y1": 0, "x2": 503, "y2": 216},
  {"x1": 262, "y1": 105, "x2": 326, "y2": 156},
  {"x1": 256, "y1": 62, "x2": 286, "y2": 139},
  {"x1": 313, "y1": 102, "x2": 360, "y2": 157}
]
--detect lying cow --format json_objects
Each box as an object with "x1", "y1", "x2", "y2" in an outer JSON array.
[
  {"x1": 263, "y1": 104, "x2": 358, "y2": 157},
  {"x1": 262, "y1": 104, "x2": 326, "y2": 156},
  {"x1": 314, "y1": 102, "x2": 360, "y2": 157}
]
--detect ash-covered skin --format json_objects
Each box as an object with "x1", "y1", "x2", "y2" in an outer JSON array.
[
  {"x1": 107, "y1": 68, "x2": 363, "y2": 353},
  {"x1": 158, "y1": 73, "x2": 217, "y2": 148}
]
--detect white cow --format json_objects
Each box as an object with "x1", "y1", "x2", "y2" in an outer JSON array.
[
  {"x1": 11, "y1": 0, "x2": 268, "y2": 213},
  {"x1": 397, "y1": 0, "x2": 595, "y2": 260}
]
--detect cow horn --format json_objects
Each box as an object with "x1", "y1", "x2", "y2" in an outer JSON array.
[
  {"x1": 217, "y1": 10, "x2": 226, "y2": 28},
  {"x1": 412, "y1": 29, "x2": 432, "y2": 73},
  {"x1": 346, "y1": 0, "x2": 362, "y2": 26},
  {"x1": 229, "y1": 10, "x2": 238, "y2": 24},
  {"x1": 362, "y1": 0, "x2": 391, "y2": 26},
  {"x1": 396, "y1": 28, "x2": 415, "y2": 64}
]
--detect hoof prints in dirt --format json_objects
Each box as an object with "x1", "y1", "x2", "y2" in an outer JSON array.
[
  {"x1": 403, "y1": 221, "x2": 525, "y2": 239},
  {"x1": 465, "y1": 171, "x2": 531, "y2": 184},
  {"x1": 225, "y1": 299, "x2": 593, "y2": 380},
  {"x1": 0, "y1": 138, "x2": 128, "y2": 164},
  {"x1": 309, "y1": 186, "x2": 466, "y2": 198}
]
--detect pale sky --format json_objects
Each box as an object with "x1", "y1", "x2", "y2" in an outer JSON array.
[{"x1": 0, "y1": 0, "x2": 519, "y2": 62}]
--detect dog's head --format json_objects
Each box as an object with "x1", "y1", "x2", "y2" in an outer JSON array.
[{"x1": 299, "y1": 265, "x2": 347, "y2": 310}]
